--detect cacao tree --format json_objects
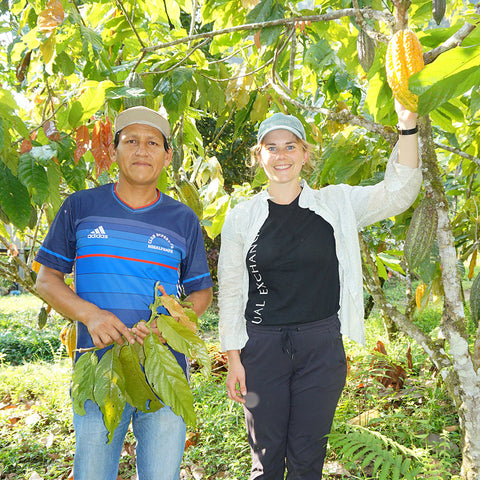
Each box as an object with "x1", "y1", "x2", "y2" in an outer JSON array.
[{"x1": 1, "y1": 0, "x2": 480, "y2": 476}]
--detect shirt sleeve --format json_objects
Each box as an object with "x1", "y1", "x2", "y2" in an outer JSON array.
[
  {"x1": 35, "y1": 196, "x2": 77, "y2": 273},
  {"x1": 348, "y1": 142, "x2": 423, "y2": 230},
  {"x1": 218, "y1": 207, "x2": 250, "y2": 351},
  {"x1": 180, "y1": 213, "x2": 213, "y2": 295}
]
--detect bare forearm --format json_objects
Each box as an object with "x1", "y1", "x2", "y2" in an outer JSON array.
[
  {"x1": 184, "y1": 287, "x2": 213, "y2": 318},
  {"x1": 35, "y1": 264, "x2": 135, "y2": 347},
  {"x1": 35, "y1": 268, "x2": 100, "y2": 325},
  {"x1": 395, "y1": 100, "x2": 419, "y2": 169}
]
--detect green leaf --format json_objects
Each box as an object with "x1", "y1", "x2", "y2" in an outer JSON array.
[
  {"x1": 410, "y1": 45, "x2": 480, "y2": 115},
  {"x1": 76, "y1": 81, "x2": 116, "y2": 125},
  {"x1": 60, "y1": 155, "x2": 87, "y2": 192},
  {"x1": 156, "y1": 168, "x2": 169, "y2": 194},
  {"x1": 67, "y1": 101, "x2": 84, "y2": 129},
  {"x1": 28, "y1": 144, "x2": 58, "y2": 164},
  {"x1": 0, "y1": 117, "x2": 4, "y2": 151},
  {"x1": 304, "y1": 40, "x2": 336, "y2": 70},
  {"x1": 203, "y1": 194, "x2": 230, "y2": 239},
  {"x1": 0, "y1": 88, "x2": 16, "y2": 111},
  {"x1": 375, "y1": 255, "x2": 388, "y2": 281},
  {"x1": 119, "y1": 343, "x2": 163, "y2": 413},
  {"x1": 0, "y1": 163, "x2": 32, "y2": 230},
  {"x1": 156, "y1": 314, "x2": 211, "y2": 375},
  {"x1": 71, "y1": 351, "x2": 98, "y2": 416},
  {"x1": 143, "y1": 333, "x2": 196, "y2": 426},
  {"x1": 93, "y1": 346, "x2": 127, "y2": 443},
  {"x1": 17, "y1": 154, "x2": 50, "y2": 206},
  {"x1": 46, "y1": 163, "x2": 63, "y2": 213}
]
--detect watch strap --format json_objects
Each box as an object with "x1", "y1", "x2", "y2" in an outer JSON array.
[{"x1": 398, "y1": 126, "x2": 418, "y2": 135}]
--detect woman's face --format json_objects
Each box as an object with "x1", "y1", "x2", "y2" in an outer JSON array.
[{"x1": 258, "y1": 129, "x2": 308, "y2": 186}]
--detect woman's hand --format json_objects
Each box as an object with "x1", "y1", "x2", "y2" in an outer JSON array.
[
  {"x1": 226, "y1": 350, "x2": 247, "y2": 403},
  {"x1": 395, "y1": 99, "x2": 418, "y2": 130}
]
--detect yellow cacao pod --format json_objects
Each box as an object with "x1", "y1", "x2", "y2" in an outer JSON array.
[
  {"x1": 385, "y1": 30, "x2": 424, "y2": 112},
  {"x1": 415, "y1": 283, "x2": 429, "y2": 311},
  {"x1": 60, "y1": 322, "x2": 76, "y2": 360}
]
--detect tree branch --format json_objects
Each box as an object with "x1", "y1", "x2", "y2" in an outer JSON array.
[
  {"x1": 424, "y1": 3, "x2": 479, "y2": 64},
  {"x1": 435, "y1": 142, "x2": 480, "y2": 167},
  {"x1": 269, "y1": 80, "x2": 398, "y2": 144},
  {"x1": 116, "y1": 0, "x2": 146, "y2": 49},
  {"x1": 424, "y1": 22, "x2": 478, "y2": 64},
  {"x1": 148, "y1": 38, "x2": 210, "y2": 75},
  {"x1": 142, "y1": 9, "x2": 395, "y2": 53}
]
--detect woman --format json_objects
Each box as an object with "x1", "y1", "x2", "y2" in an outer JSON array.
[{"x1": 217, "y1": 100, "x2": 422, "y2": 479}]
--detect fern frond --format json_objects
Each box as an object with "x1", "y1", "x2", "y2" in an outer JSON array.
[{"x1": 328, "y1": 424, "x2": 426, "y2": 480}]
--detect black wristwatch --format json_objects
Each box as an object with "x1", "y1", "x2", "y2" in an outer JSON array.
[{"x1": 397, "y1": 126, "x2": 418, "y2": 135}]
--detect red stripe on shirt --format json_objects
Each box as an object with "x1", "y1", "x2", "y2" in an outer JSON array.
[{"x1": 76, "y1": 253, "x2": 178, "y2": 270}]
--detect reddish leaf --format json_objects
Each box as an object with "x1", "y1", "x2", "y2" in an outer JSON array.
[
  {"x1": 43, "y1": 120, "x2": 61, "y2": 141},
  {"x1": 37, "y1": 0, "x2": 64, "y2": 33},
  {"x1": 20, "y1": 138, "x2": 32, "y2": 154},
  {"x1": 91, "y1": 119, "x2": 114, "y2": 175},
  {"x1": 373, "y1": 340, "x2": 387, "y2": 356},
  {"x1": 185, "y1": 431, "x2": 200, "y2": 449},
  {"x1": 16, "y1": 50, "x2": 32, "y2": 82},
  {"x1": 254, "y1": 30, "x2": 261, "y2": 50},
  {"x1": 74, "y1": 125, "x2": 90, "y2": 165},
  {"x1": 406, "y1": 344, "x2": 413, "y2": 370}
]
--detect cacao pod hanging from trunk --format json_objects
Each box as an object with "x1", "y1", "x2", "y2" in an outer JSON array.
[
  {"x1": 470, "y1": 273, "x2": 480, "y2": 323},
  {"x1": 385, "y1": 30, "x2": 424, "y2": 112},
  {"x1": 433, "y1": 0, "x2": 446, "y2": 25},
  {"x1": 357, "y1": 29, "x2": 375, "y2": 73},
  {"x1": 404, "y1": 196, "x2": 437, "y2": 270}
]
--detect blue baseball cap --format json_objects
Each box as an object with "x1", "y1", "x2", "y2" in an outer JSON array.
[{"x1": 257, "y1": 113, "x2": 306, "y2": 143}]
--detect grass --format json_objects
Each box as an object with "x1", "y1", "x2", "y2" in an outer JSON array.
[{"x1": 0, "y1": 292, "x2": 463, "y2": 479}]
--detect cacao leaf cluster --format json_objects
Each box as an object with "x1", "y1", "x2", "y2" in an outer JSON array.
[{"x1": 71, "y1": 283, "x2": 211, "y2": 442}]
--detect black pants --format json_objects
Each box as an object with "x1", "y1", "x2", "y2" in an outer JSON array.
[{"x1": 241, "y1": 315, "x2": 347, "y2": 480}]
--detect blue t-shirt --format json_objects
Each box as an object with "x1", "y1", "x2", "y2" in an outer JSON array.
[{"x1": 35, "y1": 183, "x2": 213, "y2": 368}]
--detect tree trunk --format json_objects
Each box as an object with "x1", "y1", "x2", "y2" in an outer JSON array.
[{"x1": 360, "y1": 116, "x2": 480, "y2": 477}]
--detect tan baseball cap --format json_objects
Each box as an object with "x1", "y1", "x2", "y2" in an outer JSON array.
[{"x1": 114, "y1": 106, "x2": 170, "y2": 139}]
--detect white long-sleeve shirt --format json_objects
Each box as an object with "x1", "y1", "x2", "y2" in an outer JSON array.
[{"x1": 218, "y1": 144, "x2": 422, "y2": 350}]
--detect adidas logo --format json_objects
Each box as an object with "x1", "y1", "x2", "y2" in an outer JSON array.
[{"x1": 87, "y1": 226, "x2": 108, "y2": 239}]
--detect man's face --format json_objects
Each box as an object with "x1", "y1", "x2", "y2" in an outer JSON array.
[{"x1": 114, "y1": 123, "x2": 172, "y2": 189}]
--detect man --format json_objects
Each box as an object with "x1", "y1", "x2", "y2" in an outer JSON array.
[{"x1": 35, "y1": 106, "x2": 213, "y2": 480}]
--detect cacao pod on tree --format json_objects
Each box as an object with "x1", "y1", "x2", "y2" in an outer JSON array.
[
  {"x1": 385, "y1": 30, "x2": 424, "y2": 112},
  {"x1": 357, "y1": 29, "x2": 375, "y2": 73},
  {"x1": 124, "y1": 72, "x2": 147, "y2": 108},
  {"x1": 415, "y1": 282, "x2": 429, "y2": 310},
  {"x1": 404, "y1": 196, "x2": 437, "y2": 270},
  {"x1": 60, "y1": 322, "x2": 76, "y2": 360},
  {"x1": 433, "y1": 0, "x2": 446, "y2": 25},
  {"x1": 470, "y1": 272, "x2": 480, "y2": 323}
]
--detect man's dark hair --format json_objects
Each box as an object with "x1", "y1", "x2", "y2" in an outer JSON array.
[{"x1": 114, "y1": 130, "x2": 169, "y2": 152}]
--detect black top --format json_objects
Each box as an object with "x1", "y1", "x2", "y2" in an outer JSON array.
[{"x1": 245, "y1": 194, "x2": 340, "y2": 326}]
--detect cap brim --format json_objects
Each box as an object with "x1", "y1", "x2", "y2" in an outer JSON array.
[
  {"x1": 115, "y1": 107, "x2": 170, "y2": 139},
  {"x1": 258, "y1": 125, "x2": 304, "y2": 143}
]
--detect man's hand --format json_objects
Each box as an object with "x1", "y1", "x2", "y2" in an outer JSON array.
[
  {"x1": 131, "y1": 318, "x2": 168, "y2": 345},
  {"x1": 85, "y1": 309, "x2": 136, "y2": 348}
]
